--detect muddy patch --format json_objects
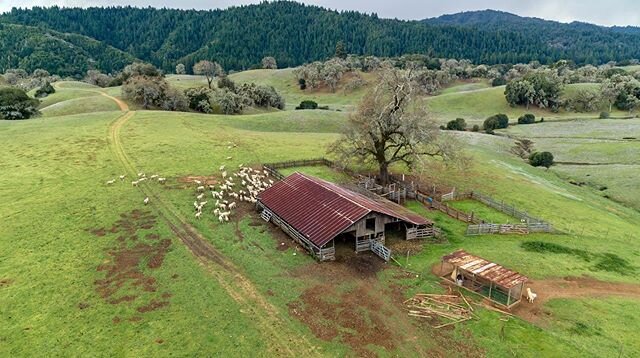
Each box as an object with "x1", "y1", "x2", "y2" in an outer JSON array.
[
  {"x1": 0, "y1": 278, "x2": 13, "y2": 288},
  {"x1": 91, "y1": 210, "x2": 172, "y2": 321},
  {"x1": 289, "y1": 284, "x2": 396, "y2": 356}
]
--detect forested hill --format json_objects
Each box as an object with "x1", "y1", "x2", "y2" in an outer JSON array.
[
  {"x1": 0, "y1": 23, "x2": 135, "y2": 77},
  {"x1": 424, "y1": 10, "x2": 640, "y2": 64},
  {"x1": 3, "y1": 2, "x2": 640, "y2": 76}
]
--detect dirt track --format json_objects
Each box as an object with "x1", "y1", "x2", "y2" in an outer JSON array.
[
  {"x1": 513, "y1": 276, "x2": 640, "y2": 323},
  {"x1": 106, "y1": 102, "x2": 320, "y2": 356}
]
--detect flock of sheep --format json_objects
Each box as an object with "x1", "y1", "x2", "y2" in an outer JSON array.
[
  {"x1": 192, "y1": 164, "x2": 274, "y2": 223},
  {"x1": 105, "y1": 172, "x2": 167, "y2": 205}
]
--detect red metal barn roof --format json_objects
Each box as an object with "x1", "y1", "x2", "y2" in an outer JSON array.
[
  {"x1": 442, "y1": 250, "x2": 528, "y2": 289},
  {"x1": 258, "y1": 172, "x2": 430, "y2": 247}
]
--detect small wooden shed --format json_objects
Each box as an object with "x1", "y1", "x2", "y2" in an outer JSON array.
[
  {"x1": 257, "y1": 172, "x2": 435, "y2": 261},
  {"x1": 440, "y1": 250, "x2": 528, "y2": 308}
]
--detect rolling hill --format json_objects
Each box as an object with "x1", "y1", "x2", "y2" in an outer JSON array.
[{"x1": 0, "y1": 23, "x2": 135, "y2": 77}]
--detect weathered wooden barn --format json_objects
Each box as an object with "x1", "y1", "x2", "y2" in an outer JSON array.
[{"x1": 257, "y1": 172, "x2": 435, "y2": 261}]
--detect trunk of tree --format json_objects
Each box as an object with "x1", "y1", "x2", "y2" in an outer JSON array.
[
  {"x1": 379, "y1": 162, "x2": 389, "y2": 186},
  {"x1": 609, "y1": 102, "x2": 612, "y2": 112},
  {"x1": 207, "y1": 76, "x2": 213, "y2": 89}
]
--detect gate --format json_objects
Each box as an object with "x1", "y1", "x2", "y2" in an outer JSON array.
[{"x1": 370, "y1": 240, "x2": 391, "y2": 262}]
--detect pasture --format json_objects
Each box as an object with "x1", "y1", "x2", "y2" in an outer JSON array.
[{"x1": 2, "y1": 69, "x2": 640, "y2": 357}]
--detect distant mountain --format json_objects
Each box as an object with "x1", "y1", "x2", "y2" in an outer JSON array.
[
  {"x1": 2, "y1": 4, "x2": 640, "y2": 76},
  {"x1": 0, "y1": 23, "x2": 136, "y2": 77},
  {"x1": 424, "y1": 10, "x2": 640, "y2": 64}
]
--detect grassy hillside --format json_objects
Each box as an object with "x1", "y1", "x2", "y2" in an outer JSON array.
[
  {"x1": 2, "y1": 68, "x2": 639, "y2": 356},
  {"x1": 426, "y1": 84, "x2": 627, "y2": 124}
]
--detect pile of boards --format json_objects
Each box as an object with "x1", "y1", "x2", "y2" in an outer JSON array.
[{"x1": 404, "y1": 293, "x2": 475, "y2": 328}]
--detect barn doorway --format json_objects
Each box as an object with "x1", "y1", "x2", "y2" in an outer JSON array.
[{"x1": 333, "y1": 232, "x2": 358, "y2": 259}]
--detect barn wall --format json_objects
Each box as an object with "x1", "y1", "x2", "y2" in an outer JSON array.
[{"x1": 344, "y1": 212, "x2": 395, "y2": 237}]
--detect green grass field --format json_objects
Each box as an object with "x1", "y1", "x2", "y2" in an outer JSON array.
[{"x1": 2, "y1": 68, "x2": 640, "y2": 356}]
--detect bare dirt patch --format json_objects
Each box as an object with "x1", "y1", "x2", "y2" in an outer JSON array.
[
  {"x1": 513, "y1": 276, "x2": 640, "y2": 324},
  {"x1": 91, "y1": 210, "x2": 172, "y2": 321},
  {"x1": 0, "y1": 278, "x2": 13, "y2": 288},
  {"x1": 178, "y1": 175, "x2": 219, "y2": 187},
  {"x1": 289, "y1": 284, "x2": 396, "y2": 356}
]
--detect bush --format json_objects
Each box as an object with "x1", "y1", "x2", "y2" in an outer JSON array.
[
  {"x1": 34, "y1": 82, "x2": 55, "y2": 98},
  {"x1": 185, "y1": 87, "x2": 215, "y2": 113},
  {"x1": 483, "y1": 113, "x2": 509, "y2": 133},
  {"x1": 446, "y1": 117, "x2": 466, "y2": 131},
  {"x1": 517, "y1": 113, "x2": 536, "y2": 124},
  {"x1": 298, "y1": 78, "x2": 306, "y2": 90},
  {"x1": 217, "y1": 76, "x2": 236, "y2": 92},
  {"x1": 471, "y1": 124, "x2": 480, "y2": 132},
  {"x1": 0, "y1": 87, "x2": 40, "y2": 120},
  {"x1": 295, "y1": 100, "x2": 318, "y2": 110},
  {"x1": 599, "y1": 111, "x2": 610, "y2": 119},
  {"x1": 491, "y1": 77, "x2": 506, "y2": 86},
  {"x1": 529, "y1": 151, "x2": 554, "y2": 168},
  {"x1": 237, "y1": 83, "x2": 285, "y2": 110}
]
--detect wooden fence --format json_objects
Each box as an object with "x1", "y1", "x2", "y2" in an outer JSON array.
[
  {"x1": 415, "y1": 191, "x2": 483, "y2": 224},
  {"x1": 466, "y1": 222, "x2": 554, "y2": 236}
]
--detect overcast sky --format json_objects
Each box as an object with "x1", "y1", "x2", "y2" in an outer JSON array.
[{"x1": 1, "y1": 0, "x2": 638, "y2": 27}]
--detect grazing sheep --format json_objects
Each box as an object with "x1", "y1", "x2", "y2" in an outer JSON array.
[
  {"x1": 208, "y1": 184, "x2": 215, "y2": 190},
  {"x1": 138, "y1": 177, "x2": 147, "y2": 182},
  {"x1": 218, "y1": 215, "x2": 225, "y2": 223},
  {"x1": 199, "y1": 201, "x2": 208, "y2": 207},
  {"x1": 132, "y1": 180, "x2": 139, "y2": 186},
  {"x1": 221, "y1": 171, "x2": 227, "y2": 178},
  {"x1": 526, "y1": 288, "x2": 537, "y2": 303},
  {"x1": 196, "y1": 186, "x2": 205, "y2": 192},
  {"x1": 138, "y1": 172, "x2": 144, "y2": 177},
  {"x1": 226, "y1": 156, "x2": 232, "y2": 160},
  {"x1": 219, "y1": 165, "x2": 225, "y2": 171},
  {"x1": 196, "y1": 193, "x2": 205, "y2": 200},
  {"x1": 106, "y1": 179, "x2": 116, "y2": 185},
  {"x1": 229, "y1": 202, "x2": 237, "y2": 209},
  {"x1": 150, "y1": 174, "x2": 158, "y2": 179},
  {"x1": 194, "y1": 179, "x2": 202, "y2": 185},
  {"x1": 213, "y1": 208, "x2": 220, "y2": 215},
  {"x1": 119, "y1": 175, "x2": 126, "y2": 181},
  {"x1": 158, "y1": 177, "x2": 166, "y2": 184},
  {"x1": 218, "y1": 203, "x2": 227, "y2": 210},
  {"x1": 194, "y1": 201, "x2": 199, "y2": 210},
  {"x1": 143, "y1": 197, "x2": 150, "y2": 205}
]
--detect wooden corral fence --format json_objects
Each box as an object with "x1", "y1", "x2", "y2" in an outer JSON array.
[
  {"x1": 414, "y1": 191, "x2": 483, "y2": 224},
  {"x1": 406, "y1": 226, "x2": 444, "y2": 240},
  {"x1": 466, "y1": 222, "x2": 554, "y2": 235},
  {"x1": 441, "y1": 190, "x2": 551, "y2": 226}
]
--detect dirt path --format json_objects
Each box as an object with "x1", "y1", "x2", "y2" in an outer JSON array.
[
  {"x1": 107, "y1": 112, "x2": 319, "y2": 356},
  {"x1": 512, "y1": 276, "x2": 640, "y2": 323}
]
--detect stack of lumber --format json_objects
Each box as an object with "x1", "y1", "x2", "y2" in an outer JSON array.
[{"x1": 405, "y1": 293, "x2": 474, "y2": 328}]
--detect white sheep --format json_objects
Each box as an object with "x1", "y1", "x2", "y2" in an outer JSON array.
[
  {"x1": 158, "y1": 177, "x2": 166, "y2": 184},
  {"x1": 221, "y1": 171, "x2": 227, "y2": 178},
  {"x1": 208, "y1": 184, "x2": 215, "y2": 190},
  {"x1": 106, "y1": 179, "x2": 116, "y2": 185},
  {"x1": 195, "y1": 211, "x2": 202, "y2": 219},
  {"x1": 218, "y1": 203, "x2": 227, "y2": 210},
  {"x1": 226, "y1": 156, "x2": 232, "y2": 160},
  {"x1": 143, "y1": 197, "x2": 150, "y2": 205},
  {"x1": 119, "y1": 175, "x2": 126, "y2": 181},
  {"x1": 138, "y1": 177, "x2": 147, "y2": 182},
  {"x1": 526, "y1": 288, "x2": 537, "y2": 303},
  {"x1": 219, "y1": 165, "x2": 225, "y2": 171},
  {"x1": 194, "y1": 179, "x2": 202, "y2": 185},
  {"x1": 196, "y1": 186, "x2": 205, "y2": 192},
  {"x1": 132, "y1": 180, "x2": 139, "y2": 186},
  {"x1": 138, "y1": 172, "x2": 144, "y2": 177},
  {"x1": 229, "y1": 202, "x2": 237, "y2": 209},
  {"x1": 197, "y1": 193, "x2": 205, "y2": 200},
  {"x1": 199, "y1": 201, "x2": 208, "y2": 207},
  {"x1": 150, "y1": 174, "x2": 158, "y2": 179}
]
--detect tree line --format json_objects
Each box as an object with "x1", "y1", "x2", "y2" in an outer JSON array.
[{"x1": 4, "y1": 2, "x2": 640, "y2": 76}]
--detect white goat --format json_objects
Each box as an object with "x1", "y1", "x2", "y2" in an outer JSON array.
[{"x1": 526, "y1": 288, "x2": 537, "y2": 303}]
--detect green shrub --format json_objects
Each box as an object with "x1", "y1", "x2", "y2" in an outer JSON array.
[
  {"x1": 483, "y1": 113, "x2": 509, "y2": 133},
  {"x1": 446, "y1": 117, "x2": 466, "y2": 131},
  {"x1": 298, "y1": 78, "x2": 306, "y2": 90},
  {"x1": 471, "y1": 124, "x2": 480, "y2": 132},
  {"x1": 599, "y1": 111, "x2": 610, "y2": 119},
  {"x1": 491, "y1": 77, "x2": 506, "y2": 86},
  {"x1": 0, "y1": 87, "x2": 40, "y2": 120},
  {"x1": 217, "y1": 76, "x2": 236, "y2": 92},
  {"x1": 295, "y1": 100, "x2": 318, "y2": 110},
  {"x1": 34, "y1": 82, "x2": 55, "y2": 98},
  {"x1": 529, "y1": 151, "x2": 554, "y2": 168},
  {"x1": 517, "y1": 113, "x2": 536, "y2": 124}
]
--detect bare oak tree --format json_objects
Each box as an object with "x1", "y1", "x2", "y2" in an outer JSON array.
[
  {"x1": 331, "y1": 67, "x2": 458, "y2": 185},
  {"x1": 193, "y1": 60, "x2": 223, "y2": 89}
]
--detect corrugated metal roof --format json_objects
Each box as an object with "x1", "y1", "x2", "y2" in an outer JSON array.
[
  {"x1": 442, "y1": 250, "x2": 528, "y2": 289},
  {"x1": 258, "y1": 172, "x2": 431, "y2": 247}
]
